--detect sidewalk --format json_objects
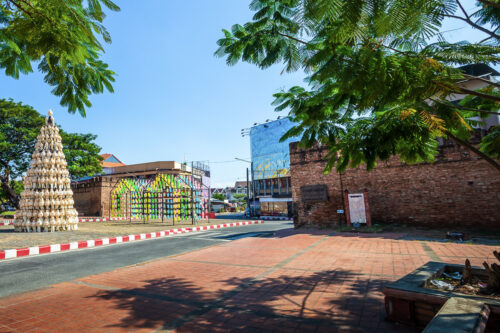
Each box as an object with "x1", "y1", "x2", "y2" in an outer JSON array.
[{"x1": 0, "y1": 230, "x2": 498, "y2": 332}]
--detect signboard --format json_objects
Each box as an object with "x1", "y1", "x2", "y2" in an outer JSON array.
[
  {"x1": 301, "y1": 185, "x2": 328, "y2": 203},
  {"x1": 348, "y1": 193, "x2": 366, "y2": 223}
]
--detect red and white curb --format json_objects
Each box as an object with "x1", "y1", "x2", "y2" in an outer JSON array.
[
  {"x1": 3, "y1": 217, "x2": 230, "y2": 225},
  {"x1": 0, "y1": 217, "x2": 128, "y2": 225},
  {"x1": 79, "y1": 217, "x2": 128, "y2": 223},
  {"x1": 260, "y1": 216, "x2": 291, "y2": 221},
  {"x1": 0, "y1": 220, "x2": 265, "y2": 260}
]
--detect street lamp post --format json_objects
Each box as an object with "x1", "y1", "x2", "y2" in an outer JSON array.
[{"x1": 235, "y1": 157, "x2": 255, "y2": 217}]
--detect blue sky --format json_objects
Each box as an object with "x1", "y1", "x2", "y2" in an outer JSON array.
[{"x1": 0, "y1": 0, "x2": 490, "y2": 187}]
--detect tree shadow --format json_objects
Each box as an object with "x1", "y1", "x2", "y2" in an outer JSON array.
[
  {"x1": 90, "y1": 268, "x2": 419, "y2": 332},
  {"x1": 273, "y1": 228, "x2": 407, "y2": 240}
]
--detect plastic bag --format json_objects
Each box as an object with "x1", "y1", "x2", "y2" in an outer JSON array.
[
  {"x1": 430, "y1": 279, "x2": 455, "y2": 291},
  {"x1": 442, "y1": 272, "x2": 462, "y2": 280}
]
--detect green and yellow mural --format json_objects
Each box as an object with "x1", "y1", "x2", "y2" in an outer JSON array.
[{"x1": 111, "y1": 174, "x2": 206, "y2": 221}]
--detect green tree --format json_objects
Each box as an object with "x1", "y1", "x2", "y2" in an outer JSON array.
[
  {"x1": 61, "y1": 132, "x2": 103, "y2": 180},
  {"x1": 233, "y1": 193, "x2": 247, "y2": 203},
  {"x1": 233, "y1": 193, "x2": 247, "y2": 200},
  {"x1": 216, "y1": 0, "x2": 500, "y2": 172},
  {"x1": 0, "y1": 0, "x2": 119, "y2": 116},
  {"x1": 0, "y1": 99, "x2": 103, "y2": 208},
  {"x1": 212, "y1": 193, "x2": 226, "y2": 201}
]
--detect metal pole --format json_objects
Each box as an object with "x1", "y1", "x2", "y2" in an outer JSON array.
[
  {"x1": 191, "y1": 162, "x2": 195, "y2": 225},
  {"x1": 278, "y1": 173, "x2": 281, "y2": 195},
  {"x1": 251, "y1": 162, "x2": 256, "y2": 217},
  {"x1": 246, "y1": 168, "x2": 250, "y2": 217}
]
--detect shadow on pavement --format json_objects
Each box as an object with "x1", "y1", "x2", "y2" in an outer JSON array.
[{"x1": 91, "y1": 269, "x2": 418, "y2": 332}]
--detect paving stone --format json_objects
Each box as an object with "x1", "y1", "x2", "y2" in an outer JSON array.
[{"x1": 1, "y1": 230, "x2": 498, "y2": 332}]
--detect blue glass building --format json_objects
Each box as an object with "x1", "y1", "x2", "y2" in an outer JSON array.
[{"x1": 249, "y1": 117, "x2": 301, "y2": 217}]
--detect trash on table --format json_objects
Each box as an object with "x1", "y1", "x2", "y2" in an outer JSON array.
[
  {"x1": 430, "y1": 279, "x2": 455, "y2": 291},
  {"x1": 442, "y1": 272, "x2": 462, "y2": 280}
]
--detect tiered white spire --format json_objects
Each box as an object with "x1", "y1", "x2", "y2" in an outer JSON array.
[{"x1": 14, "y1": 110, "x2": 79, "y2": 232}]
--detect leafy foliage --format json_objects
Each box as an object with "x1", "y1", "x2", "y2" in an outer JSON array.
[
  {"x1": 60, "y1": 132, "x2": 103, "y2": 180},
  {"x1": 0, "y1": 99, "x2": 103, "y2": 208},
  {"x1": 480, "y1": 125, "x2": 500, "y2": 160},
  {"x1": 216, "y1": 0, "x2": 500, "y2": 172},
  {"x1": 0, "y1": 0, "x2": 119, "y2": 116},
  {"x1": 212, "y1": 193, "x2": 226, "y2": 201}
]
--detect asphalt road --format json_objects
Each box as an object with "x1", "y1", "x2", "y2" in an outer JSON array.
[{"x1": 0, "y1": 221, "x2": 292, "y2": 299}]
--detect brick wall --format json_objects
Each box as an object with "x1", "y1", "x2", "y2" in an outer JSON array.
[
  {"x1": 290, "y1": 142, "x2": 500, "y2": 229},
  {"x1": 72, "y1": 177, "x2": 120, "y2": 217}
]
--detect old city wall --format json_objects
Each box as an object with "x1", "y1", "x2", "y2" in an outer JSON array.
[
  {"x1": 71, "y1": 176, "x2": 120, "y2": 217},
  {"x1": 290, "y1": 142, "x2": 500, "y2": 228}
]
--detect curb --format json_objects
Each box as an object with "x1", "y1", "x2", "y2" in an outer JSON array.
[
  {"x1": 259, "y1": 216, "x2": 291, "y2": 221},
  {"x1": 79, "y1": 217, "x2": 128, "y2": 223},
  {"x1": 0, "y1": 220, "x2": 265, "y2": 261},
  {"x1": 2, "y1": 217, "x2": 133, "y2": 225},
  {"x1": 1, "y1": 217, "x2": 218, "y2": 225}
]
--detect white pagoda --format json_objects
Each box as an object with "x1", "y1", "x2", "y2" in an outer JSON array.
[{"x1": 14, "y1": 110, "x2": 79, "y2": 232}]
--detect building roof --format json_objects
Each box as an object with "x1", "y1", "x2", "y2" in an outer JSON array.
[
  {"x1": 459, "y1": 64, "x2": 500, "y2": 77},
  {"x1": 102, "y1": 161, "x2": 126, "y2": 168},
  {"x1": 234, "y1": 181, "x2": 250, "y2": 188},
  {"x1": 100, "y1": 154, "x2": 125, "y2": 167}
]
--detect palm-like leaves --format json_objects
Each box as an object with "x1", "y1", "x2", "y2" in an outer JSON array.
[
  {"x1": 0, "y1": 0, "x2": 119, "y2": 116},
  {"x1": 217, "y1": 0, "x2": 500, "y2": 172}
]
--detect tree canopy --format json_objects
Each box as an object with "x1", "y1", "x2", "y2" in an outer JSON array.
[
  {"x1": 0, "y1": 99, "x2": 103, "y2": 208},
  {"x1": 212, "y1": 193, "x2": 226, "y2": 201},
  {"x1": 0, "y1": 0, "x2": 119, "y2": 116},
  {"x1": 216, "y1": 0, "x2": 500, "y2": 172}
]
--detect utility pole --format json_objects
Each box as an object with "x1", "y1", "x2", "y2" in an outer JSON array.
[
  {"x1": 235, "y1": 157, "x2": 255, "y2": 217},
  {"x1": 246, "y1": 168, "x2": 250, "y2": 217}
]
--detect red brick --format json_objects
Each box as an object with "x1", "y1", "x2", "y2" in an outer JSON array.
[{"x1": 290, "y1": 142, "x2": 500, "y2": 228}]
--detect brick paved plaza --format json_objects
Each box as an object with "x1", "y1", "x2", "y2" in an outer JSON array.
[{"x1": 0, "y1": 230, "x2": 498, "y2": 333}]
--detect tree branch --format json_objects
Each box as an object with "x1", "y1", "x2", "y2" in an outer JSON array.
[
  {"x1": 445, "y1": 130, "x2": 500, "y2": 172},
  {"x1": 478, "y1": 27, "x2": 499, "y2": 43},
  {"x1": 462, "y1": 73, "x2": 500, "y2": 89},
  {"x1": 6, "y1": 0, "x2": 33, "y2": 18},
  {"x1": 454, "y1": 86, "x2": 500, "y2": 103},
  {"x1": 455, "y1": 106, "x2": 500, "y2": 116},
  {"x1": 277, "y1": 32, "x2": 308, "y2": 45},
  {"x1": 456, "y1": 0, "x2": 470, "y2": 20},
  {"x1": 430, "y1": 98, "x2": 500, "y2": 115},
  {"x1": 443, "y1": 14, "x2": 500, "y2": 40}
]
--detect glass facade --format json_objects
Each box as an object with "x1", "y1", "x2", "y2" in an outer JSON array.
[{"x1": 250, "y1": 117, "x2": 300, "y2": 180}]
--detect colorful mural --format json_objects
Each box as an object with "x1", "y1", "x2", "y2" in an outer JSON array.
[
  {"x1": 111, "y1": 174, "x2": 208, "y2": 221},
  {"x1": 250, "y1": 117, "x2": 300, "y2": 180}
]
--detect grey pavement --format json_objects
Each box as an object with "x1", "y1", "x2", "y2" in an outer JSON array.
[{"x1": 0, "y1": 221, "x2": 293, "y2": 299}]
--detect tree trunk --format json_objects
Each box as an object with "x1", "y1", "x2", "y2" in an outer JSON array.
[
  {"x1": 445, "y1": 131, "x2": 500, "y2": 172},
  {"x1": 0, "y1": 173, "x2": 20, "y2": 210}
]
